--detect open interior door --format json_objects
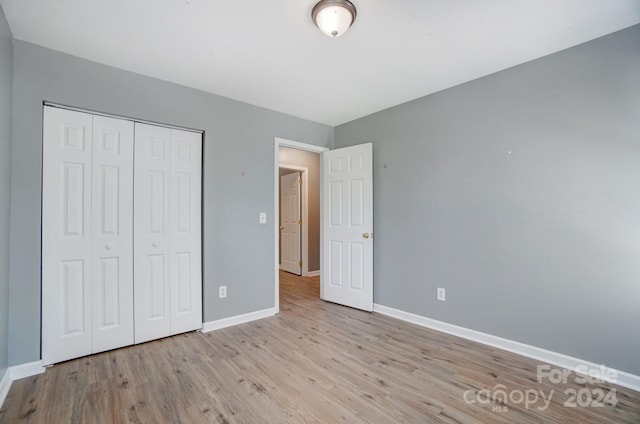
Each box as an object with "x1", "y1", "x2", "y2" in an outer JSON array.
[
  {"x1": 321, "y1": 143, "x2": 373, "y2": 311},
  {"x1": 280, "y1": 171, "x2": 302, "y2": 275}
]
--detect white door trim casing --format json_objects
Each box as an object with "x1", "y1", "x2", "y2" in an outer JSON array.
[
  {"x1": 274, "y1": 137, "x2": 329, "y2": 313},
  {"x1": 279, "y1": 164, "x2": 309, "y2": 276}
]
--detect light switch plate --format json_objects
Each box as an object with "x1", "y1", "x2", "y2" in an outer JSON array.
[{"x1": 259, "y1": 212, "x2": 267, "y2": 224}]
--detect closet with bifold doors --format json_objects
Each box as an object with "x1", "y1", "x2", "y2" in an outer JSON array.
[{"x1": 41, "y1": 105, "x2": 202, "y2": 366}]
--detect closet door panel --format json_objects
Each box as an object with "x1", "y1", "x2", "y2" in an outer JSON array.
[
  {"x1": 134, "y1": 123, "x2": 172, "y2": 343},
  {"x1": 43, "y1": 107, "x2": 203, "y2": 362},
  {"x1": 42, "y1": 107, "x2": 94, "y2": 365},
  {"x1": 91, "y1": 116, "x2": 134, "y2": 353},
  {"x1": 169, "y1": 129, "x2": 202, "y2": 334}
]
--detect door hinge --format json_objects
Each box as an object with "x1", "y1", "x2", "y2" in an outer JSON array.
[
  {"x1": 299, "y1": 261, "x2": 303, "y2": 267},
  {"x1": 298, "y1": 178, "x2": 302, "y2": 185},
  {"x1": 298, "y1": 219, "x2": 303, "y2": 225}
]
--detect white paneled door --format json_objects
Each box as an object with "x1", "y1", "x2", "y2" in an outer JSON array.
[
  {"x1": 42, "y1": 106, "x2": 203, "y2": 365},
  {"x1": 42, "y1": 107, "x2": 94, "y2": 365},
  {"x1": 91, "y1": 116, "x2": 135, "y2": 353},
  {"x1": 321, "y1": 143, "x2": 373, "y2": 311},
  {"x1": 168, "y1": 128, "x2": 203, "y2": 335},
  {"x1": 42, "y1": 107, "x2": 135, "y2": 365},
  {"x1": 280, "y1": 171, "x2": 302, "y2": 275},
  {"x1": 133, "y1": 124, "x2": 171, "y2": 343},
  {"x1": 134, "y1": 123, "x2": 202, "y2": 343}
]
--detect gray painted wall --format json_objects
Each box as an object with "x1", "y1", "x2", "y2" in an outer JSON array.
[
  {"x1": 0, "y1": 4, "x2": 12, "y2": 378},
  {"x1": 335, "y1": 25, "x2": 640, "y2": 375},
  {"x1": 279, "y1": 147, "x2": 321, "y2": 272},
  {"x1": 9, "y1": 41, "x2": 332, "y2": 366}
]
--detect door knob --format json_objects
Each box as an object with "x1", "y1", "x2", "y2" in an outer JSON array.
[
  {"x1": 105, "y1": 244, "x2": 112, "y2": 250},
  {"x1": 152, "y1": 242, "x2": 159, "y2": 248},
  {"x1": 362, "y1": 233, "x2": 370, "y2": 239}
]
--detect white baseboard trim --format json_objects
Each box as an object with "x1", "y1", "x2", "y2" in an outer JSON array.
[
  {"x1": 0, "y1": 369, "x2": 11, "y2": 409},
  {"x1": 373, "y1": 304, "x2": 640, "y2": 392},
  {"x1": 201, "y1": 307, "x2": 277, "y2": 333},
  {"x1": 0, "y1": 360, "x2": 46, "y2": 408},
  {"x1": 10, "y1": 360, "x2": 46, "y2": 381},
  {"x1": 306, "y1": 270, "x2": 320, "y2": 277}
]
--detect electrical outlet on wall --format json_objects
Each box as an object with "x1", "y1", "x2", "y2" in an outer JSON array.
[
  {"x1": 219, "y1": 285, "x2": 227, "y2": 299},
  {"x1": 437, "y1": 287, "x2": 446, "y2": 302}
]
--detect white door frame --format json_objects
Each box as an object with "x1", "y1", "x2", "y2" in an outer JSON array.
[
  {"x1": 274, "y1": 137, "x2": 328, "y2": 313},
  {"x1": 279, "y1": 164, "x2": 308, "y2": 276}
]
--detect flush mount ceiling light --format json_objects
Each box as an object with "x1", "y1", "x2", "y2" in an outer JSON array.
[{"x1": 312, "y1": 0, "x2": 357, "y2": 38}]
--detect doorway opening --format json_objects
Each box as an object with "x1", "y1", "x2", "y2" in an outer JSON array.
[
  {"x1": 274, "y1": 138, "x2": 328, "y2": 312},
  {"x1": 275, "y1": 138, "x2": 374, "y2": 313}
]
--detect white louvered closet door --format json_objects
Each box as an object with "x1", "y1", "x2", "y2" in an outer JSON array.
[
  {"x1": 42, "y1": 107, "x2": 135, "y2": 365},
  {"x1": 133, "y1": 123, "x2": 202, "y2": 344}
]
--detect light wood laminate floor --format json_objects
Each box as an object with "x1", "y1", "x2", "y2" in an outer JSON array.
[{"x1": 1, "y1": 271, "x2": 638, "y2": 423}]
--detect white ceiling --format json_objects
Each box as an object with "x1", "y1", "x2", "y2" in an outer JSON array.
[{"x1": 1, "y1": 1, "x2": 639, "y2": 126}]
